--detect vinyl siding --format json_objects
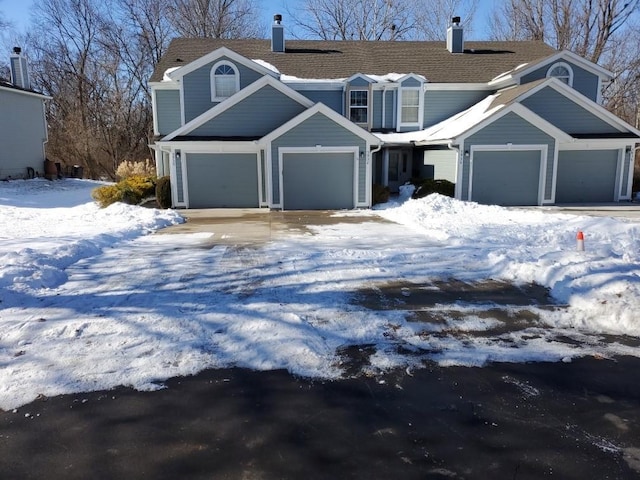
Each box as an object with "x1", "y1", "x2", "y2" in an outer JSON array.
[
  {"x1": 0, "y1": 89, "x2": 46, "y2": 179},
  {"x1": 299, "y1": 90, "x2": 343, "y2": 114},
  {"x1": 182, "y1": 56, "x2": 264, "y2": 122},
  {"x1": 400, "y1": 77, "x2": 422, "y2": 87},
  {"x1": 270, "y1": 113, "x2": 367, "y2": 205},
  {"x1": 423, "y1": 149, "x2": 457, "y2": 182},
  {"x1": 521, "y1": 60, "x2": 599, "y2": 101},
  {"x1": 424, "y1": 90, "x2": 489, "y2": 127},
  {"x1": 191, "y1": 85, "x2": 307, "y2": 137},
  {"x1": 521, "y1": 87, "x2": 619, "y2": 135},
  {"x1": 463, "y1": 112, "x2": 555, "y2": 201},
  {"x1": 155, "y1": 89, "x2": 181, "y2": 135},
  {"x1": 349, "y1": 77, "x2": 371, "y2": 87}
]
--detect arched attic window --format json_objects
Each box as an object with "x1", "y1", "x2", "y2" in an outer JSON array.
[
  {"x1": 211, "y1": 61, "x2": 239, "y2": 101},
  {"x1": 546, "y1": 62, "x2": 573, "y2": 86}
]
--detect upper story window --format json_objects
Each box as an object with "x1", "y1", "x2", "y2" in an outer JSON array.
[
  {"x1": 211, "y1": 61, "x2": 239, "y2": 101},
  {"x1": 349, "y1": 90, "x2": 368, "y2": 124},
  {"x1": 400, "y1": 89, "x2": 420, "y2": 124},
  {"x1": 546, "y1": 62, "x2": 573, "y2": 86}
]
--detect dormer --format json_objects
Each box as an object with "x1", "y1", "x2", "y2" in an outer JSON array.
[
  {"x1": 345, "y1": 74, "x2": 376, "y2": 129},
  {"x1": 396, "y1": 74, "x2": 426, "y2": 132}
]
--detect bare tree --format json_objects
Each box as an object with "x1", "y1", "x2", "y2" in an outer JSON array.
[
  {"x1": 166, "y1": 0, "x2": 264, "y2": 38},
  {"x1": 413, "y1": 0, "x2": 478, "y2": 40},
  {"x1": 288, "y1": 0, "x2": 416, "y2": 40},
  {"x1": 489, "y1": 0, "x2": 639, "y2": 63}
]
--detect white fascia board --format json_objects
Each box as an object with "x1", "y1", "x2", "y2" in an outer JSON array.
[
  {"x1": 424, "y1": 83, "x2": 493, "y2": 91},
  {"x1": 0, "y1": 84, "x2": 52, "y2": 100},
  {"x1": 346, "y1": 73, "x2": 375, "y2": 83},
  {"x1": 398, "y1": 73, "x2": 426, "y2": 84},
  {"x1": 154, "y1": 140, "x2": 260, "y2": 153},
  {"x1": 559, "y1": 139, "x2": 634, "y2": 149},
  {"x1": 167, "y1": 47, "x2": 279, "y2": 81},
  {"x1": 455, "y1": 103, "x2": 572, "y2": 144},
  {"x1": 260, "y1": 102, "x2": 381, "y2": 145},
  {"x1": 489, "y1": 50, "x2": 614, "y2": 88},
  {"x1": 288, "y1": 82, "x2": 344, "y2": 91},
  {"x1": 162, "y1": 76, "x2": 314, "y2": 141},
  {"x1": 149, "y1": 81, "x2": 179, "y2": 90}
]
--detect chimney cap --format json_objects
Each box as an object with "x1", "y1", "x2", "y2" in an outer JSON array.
[
  {"x1": 274, "y1": 14, "x2": 282, "y2": 24},
  {"x1": 13, "y1": 46, "x2": 22, "y2": 55},
  {"x1": 452, "y1": 16, "x2": 461, "y2": 25}
]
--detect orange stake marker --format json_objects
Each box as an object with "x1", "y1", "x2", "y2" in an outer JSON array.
[{"x1": 576, "y1": 231, "x2": 585, "y2": 251}]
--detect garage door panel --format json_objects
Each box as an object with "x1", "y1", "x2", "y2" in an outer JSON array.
[
  {"x1": 283, "y1": 152, "x2": 354, "y2": 210},
  {"x1": 471, "y1": 150, "x2": 541, "y2": 206},
  {"x1": 556, "y1": 150, "x2": 617, "y2": 203},
  {"x1": 187, "y1": 153, "x2": 258, "y2": 208}
]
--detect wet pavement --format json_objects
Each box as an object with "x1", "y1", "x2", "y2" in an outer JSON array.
[{"x1": 1, "y1": 360, "x2": 639, "y2": 479}]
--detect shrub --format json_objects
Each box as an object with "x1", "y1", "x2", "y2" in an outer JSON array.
[
  {"x1": 115, "y1": 159, "x2": 156, "y2": 180},
  {"x1": 411, "y1": 179, "x2": 455, "y2": 199},
  {"x1": 92, "y1": 175, "x2": 157, "y2": 208},
  {"x1": 155, "y1": 176, "x2": 172, "y2": 209},
  {"x1": 372, "y1": 184, "x2": 390, "y2": 205}
]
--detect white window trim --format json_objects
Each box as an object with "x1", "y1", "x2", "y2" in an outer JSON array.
[
  {"x1": 349, "y1": 89, "x2": 369, "y2": 126},
  {"x1": 397, "y1": 87, "x2": 424, "y2": 130},
  {"x1": 210, "y1": 60, "x2": 240, "y2": 102},
  {"x1": 546, "y1": 62, "x2": 574, "y2": 87}
]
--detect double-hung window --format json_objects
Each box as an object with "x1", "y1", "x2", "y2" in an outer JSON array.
[
  {"x1": 349, "y1": 90, "x2": 368, "y2": 125},
  {"x1": 400, "y1": 89, "x2": 420, "y2": 124}
]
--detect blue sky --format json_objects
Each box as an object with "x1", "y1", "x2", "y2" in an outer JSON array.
[{"x1": 2, "y1": 0, "x2": 491, "y2": 38}]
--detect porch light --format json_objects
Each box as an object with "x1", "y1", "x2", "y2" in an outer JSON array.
[{"x1": 464, "y1": 150, "x2": 470, "y2": 157}]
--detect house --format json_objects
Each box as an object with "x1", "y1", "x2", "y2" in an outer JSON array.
[
  {"x1": 149, "y1": 15, "x2": 639, "y2": 209},
  {"x1": 0, "y1": 48, "x2": 50, "y2": 180}
]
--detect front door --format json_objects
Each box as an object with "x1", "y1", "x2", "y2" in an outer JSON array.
[{"x1": 388, "y1": 149, "x2": 412, "y2": 192}]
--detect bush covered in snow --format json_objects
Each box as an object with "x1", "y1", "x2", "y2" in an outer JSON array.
[{"x1": 92, "y1": 175, "x2": 157, "y2": 208}]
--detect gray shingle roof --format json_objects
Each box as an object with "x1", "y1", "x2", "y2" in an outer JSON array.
[{"x1": 150, "y1": 38, "x2": 558, "y2": 83}]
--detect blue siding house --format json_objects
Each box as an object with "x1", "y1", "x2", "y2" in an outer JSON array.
[
  {"x1": 0, "y1": 48, "x2": 50, "y2": 180},
  {"x1": 150, "y1": 16, "x2": 639, "y2": 209}
]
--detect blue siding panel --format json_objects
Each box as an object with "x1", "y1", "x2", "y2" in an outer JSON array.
[
  {"x1": 521, "y1": 60, "x2": 599, "y2": 101},
  {"x1": 424, "y1": 90, "x2": 489, "y2": 127},
  {"x1": 400, "y1": 77, "x2": 422, "y2": 87},
  {"x1": 156, "y1": 89, "x2": 181, "y2": 135},
  {"x1": 463, "y1": 112, "x2": 556, "y2": 201},
  {"x1": 299, "y1": 90, "x2": 343, "y2": 113},
  {"x1": 521, "y1": 87, "x2": 619, "y2": 134},
  {"x1": 191, "y1": 85, "x2": 306, "y2": 137},
  {"x1": 271, "y1": 113, "x2": 367, "y2": 205},
  {"x1": 183, "y1": 56, "x2": 264, "y2": 122}
]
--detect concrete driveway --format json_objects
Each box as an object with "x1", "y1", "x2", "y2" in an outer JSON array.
[
  {"x1": 513, "y1": 202, "x2": 640, "y2": 221},
  {"x1": 157, "y1": 208, "x2": 390, "y2": 245}
]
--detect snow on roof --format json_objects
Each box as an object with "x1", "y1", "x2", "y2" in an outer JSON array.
[
  {"x1": 281, "y1": 74, "x2": 346, "y2": 84},
  {"x1": 491, "y1": 62, "x2": 530, "y2": 83},
  {"x1": 375, "y1": 94, "x2": 504, "y2": 145},
  {"x1": 281, "y1": 72, "x2": 421, "y2": 84},
  {"x1": 251, "y1": 59, "x2": 280, "y2": 74},
  {"x1": 162, "y1": 67, "x2": 181, "y2": 81}
]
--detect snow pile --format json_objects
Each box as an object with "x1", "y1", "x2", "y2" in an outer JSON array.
[
  {"x1": 375, "y1": 194, "x2": 640, "y2": 335},
  {"x1": 1, "y1": 180, "x2": 640, "y2": 410}
]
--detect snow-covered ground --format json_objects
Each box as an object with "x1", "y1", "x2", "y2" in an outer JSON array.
[{"x1": 1, "y1": 179, "x2": 639, "y2": 410}]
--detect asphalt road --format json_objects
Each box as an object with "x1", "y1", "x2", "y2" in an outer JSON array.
[{"x1": 2, "y1": 358, "x2": 639, "y2": 479}]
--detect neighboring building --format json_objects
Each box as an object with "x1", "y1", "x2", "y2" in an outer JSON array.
[
  {"x1": 0, "y1": 48, "x2": 50, "y2": 180},
  {"x1": 149, "y1": 15, "x2": 639, "y2": 209}
]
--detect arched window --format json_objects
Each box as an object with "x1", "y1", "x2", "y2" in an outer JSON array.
[
  {"x1": 211, "y1": 61, "x2": 239, "y2": 101},
  {"x1": 546, "y1": 62, "x2": 573, "y2": 86}
]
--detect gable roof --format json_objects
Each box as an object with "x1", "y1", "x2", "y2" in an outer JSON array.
[
  {"x1": 151, "y1": 38, "x2": 557, "y2": 83},
  {"x1": 489, "y1": 49, "x2": 614, "y2": 87},
  {"x1": 162, "y1": 75, "x2": 314, "y2": 141},
  {"x1": 260, "y1": 102, "x2": 381, "y2": 145},
  {"x1": 0, "y1": 79, "x2": 51, "y2": 100}
]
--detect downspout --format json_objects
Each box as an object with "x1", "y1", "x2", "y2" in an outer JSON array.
[{"x1": 382, "y1": 86, "x2": 387, "y2": 130}]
